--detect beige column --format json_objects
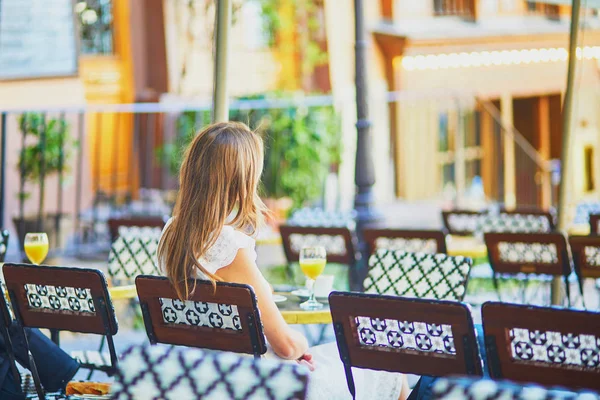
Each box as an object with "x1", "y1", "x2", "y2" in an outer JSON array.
[
  {"x1": 537, "y1": 96, "x2": 552, "y2": 210},
  {"x1": 501, "y1": 93, "x2": 516, "y2": 209},
  {"x1": 452, "y1": 107, "x2": 466, "y2": 206}
]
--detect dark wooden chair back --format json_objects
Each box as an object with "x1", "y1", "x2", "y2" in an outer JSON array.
[
  {"x1": 590, "y1": 214, "x2": 600, "y2": 235},
  {"x1": 3, "y1": 263, "x2": 119, "y2": 375},
  {"x1": 279, "y1": 225, "x2": 357, "y2": 265},
  {"x1": 364, "y1": 249, "x2": 472, "y2": 301},
  {"x1": 569, "y1": 236, "x2": 600, "y2": 280},
  {"x1": 107, "y1": 216, "x2": 166, "y2": 243},
  {"x1": 482, "y1": 301, "x2": 600, "y2": 391},
  {"x1": 0, "y1": 230, "x2": 8, "y2": 262},
  {"x1": 568, "y1": 235, "x2": 600, "y2": 300},
  {"x1": 484, "y1": 232, "x2": 572, "y2": 304},
  {"x1": 329, "y1": 291, "x2": 482, "y2": 399},
  {"x1": 363, "y1": 228, "x2": 447, "y2": 256},
  {"x1": 136, "y1": 276, "x2": 267, "y2": 358},
  {"x1": 477, "y1": 211, "x2": 555, "y2": 234},
  {"x1": 442, "y1": 210, "x2": 482, "y2": 236}
]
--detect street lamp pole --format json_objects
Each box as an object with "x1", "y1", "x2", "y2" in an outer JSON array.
[
  {"x1": 354, "y1": 0, "x2": 378, "y2": 225},
  {"x1": 212, "y1": 0, "x2": 232, "y2": 123},
  {"x1": 553, "y1": 0, "x2": 581, "y2": 305},
  {"x1": 352, "y1": 0, "x2": 380, "y2": 290}
]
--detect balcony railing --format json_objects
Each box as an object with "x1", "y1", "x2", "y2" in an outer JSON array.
[
  {"x1": 433, "y1": 0, "x2": 478, "y2": 20},
  {"x1": 525, "y1": 1, "x2": 560, "y2": 20}
]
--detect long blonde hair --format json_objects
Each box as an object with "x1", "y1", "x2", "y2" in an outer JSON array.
[{"x1": 158, "y1": 122, "x2": 267, "y2": 299}]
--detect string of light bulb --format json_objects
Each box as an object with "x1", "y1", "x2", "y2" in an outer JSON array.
[{"x1": 401, "y1": 46, "x2": 600, "y2": 70}]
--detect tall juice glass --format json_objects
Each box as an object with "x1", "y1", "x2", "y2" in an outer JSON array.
[
  {"x1": 24, "y1": 233, "x2": 49, "y2": 265},
  {"x1": 299, "y1": 246, "x2": 326, "y2": 310}
]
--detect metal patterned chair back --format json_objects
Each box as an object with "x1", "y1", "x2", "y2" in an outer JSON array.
[
  {"x1": 279, "y1": 225, "x2": 357, "y2": 265},
  {"x1": 112, "y1": 344, "x2": 309, "y2": 400},
  {"x1": 329, "y1": 292, "x2": 482, "y2": 399},
  {"x1": 442, "y1": 210, "x2": 483, "y2": 236},
  {"x1": 287, "y1": 207, "x2": 356, "y2": 229},
  {"x1": 108, "y1": 227, "x2": 162, "y2": 286},
  {"x1": 482, "y1": 302, "x2": 600, "y2": 391},
  {"x1": 575, "y1": 202, "x2": 600, "y2": 226},
  {"x1": 363, "y1": 249, "x2": 472, "y2": 301},
  {"x1": 136, "y1": 276, "x2": 267, "y2": 358},
  {"x1": 363, "y1": 228, "x2": 447, "y2": 257},
  {"x1": 0, "y1": 230, "x2": 8, "y2": 262},
  {"x1": 107, "y1": 216, "x2": 166, "y2": 243},
  {"x1": 430, "y1": 377, "x2": 600, "y2": 400},
  {"x1": 590, "y1": 214, "x2": 600, "y2": 235},
  {"x1": 484, "y1": 232, "x2": 572, "y2": 305},
  {"x1": 476, "y1": 211, "x2": 555, "y2": 235},
  {"x1": 3, "y1": 263, "x2": 119, "y2": 375}
]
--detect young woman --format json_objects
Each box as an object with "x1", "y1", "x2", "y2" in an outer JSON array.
[{"x1": 159, "y1": 122, "x2": 409, "y2": 400}]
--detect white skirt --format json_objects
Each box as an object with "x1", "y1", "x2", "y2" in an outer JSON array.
[{"x1": 269, "y1": 342, "x2": 403, "y2": 400}]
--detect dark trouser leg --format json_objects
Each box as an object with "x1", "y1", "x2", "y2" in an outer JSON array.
[
  {"x1": 0, "y1": 371, "x2": 26, "y2": 400},
  {"x1": 4, "y1": 325, "x2": 79, "y2": 392}
]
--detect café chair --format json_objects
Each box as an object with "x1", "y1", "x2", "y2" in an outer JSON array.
[
  {"x1": 107, "y1": 216, "x2": 166, "y2": 243},
  {"x1": 112, "y1": 343, "x2": 309, "y2": 400},
  {"x1": 476, "y1": 211, "x2": 555, "y2": 236},
  {"x1": 482, "y1": 301, "x2": 600, "y2": 392},
  {"x1": 363, "y1": 249, "x2": 472, "y2": 301},
  {"x1": 287, "y1": 207, "x2": 356, "y2": 229},
  {"x1": 590, "y1": 214, "x2": 600, "y2": 236},
  {"x1": 484, "y1": 232, "x2": 572, "y2": 306},
  {"x1": 136, "y1": 275, "x2": 267, "y2": 358},
  {"x1": 329, "y1": 292, "x2": 483, "y2": 399},
  {"x1": 574, "y1": 201, "x2": 600, "y2": 226},
  {"x1": 363, "y1": 228, "x2": 447, "y2": 257},
  {"x1": 441, "y1": 210, "x2": 483, "y2": 236},
  {"x1": 0, "y1": 230, "x2": 8, "y2": 262},
  {"x1": 279, "y1": 224, "x2": 360, "y2": 290},
  {"x1": 3, "y1": 263, "x2": 119, "y2": 381},
  {"x1": 108, "y1": 226, "x2": 162, "y2": 286},
  {"x1": 568, "y1": 235, "x2": 600, "y2": 303},
  {"x1": 0, "y1": 274, "x2": 44, "y2": 399},
  {"x1": 429, "y1": 377, "x2": 600, "y2": 400}
]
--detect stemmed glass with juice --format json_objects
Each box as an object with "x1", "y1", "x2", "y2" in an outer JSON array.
[
  {"x1": 299, "y1": 246, "x2": 326, "y2": 310},
  {"x1": 24, "y1": 233, "x2": 49, "y2": 265}
]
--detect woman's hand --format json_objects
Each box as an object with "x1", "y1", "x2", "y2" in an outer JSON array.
[{"x1": 296, "y1": 352, "x2": 315, "y2": 371}]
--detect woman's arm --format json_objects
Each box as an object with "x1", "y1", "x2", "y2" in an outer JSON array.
[{"x1": 216, "y1": 248, "x2": 309, "y2": 360}]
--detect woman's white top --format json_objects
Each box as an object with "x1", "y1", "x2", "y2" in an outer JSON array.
[{"x1": 161, "y1": 218, "x2": 257, "y2": 273}]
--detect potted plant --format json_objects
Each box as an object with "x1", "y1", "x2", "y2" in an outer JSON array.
[{"x1": 12, "y1": 112, "x2": 75, "y2": 254}]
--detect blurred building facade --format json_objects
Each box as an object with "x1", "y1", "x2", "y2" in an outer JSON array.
[
  {"x1": 2, "y1": 0, "x2": 600, "y2": 240},
  {"x1": 324, "y1": 0, "x2": 600, "y2": 210}
]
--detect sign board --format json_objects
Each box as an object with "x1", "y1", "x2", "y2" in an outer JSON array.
[{"x1": 0, "y1": 0, "x2": 78, "y2": 80}]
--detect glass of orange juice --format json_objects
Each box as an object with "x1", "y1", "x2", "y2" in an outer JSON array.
[
  {"x1": 24, "y1": 233, "x2": 49, "y2": 265},
  {"x1": 299, "y1": 246, "x2": 326, "y2": 310}
]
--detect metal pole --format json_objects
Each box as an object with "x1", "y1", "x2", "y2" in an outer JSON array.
[
  {"x1": 352, "y1": 0, "x2": 380, "y2": 291},
  {"x1": 353, "y1": 0, "x2": 378, "y2": 223},
  {"x1": 0, "y1": 113, "x2": 6, "y2": 229},
  {"x1": 554, "y1": 0, "x2": 581, "y2": 305},
  {"x1": 212, "y1": 0, "x2": 232, "y2": 123}
]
